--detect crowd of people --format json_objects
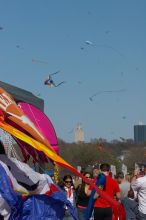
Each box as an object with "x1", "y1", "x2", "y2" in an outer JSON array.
[{"x1": 58, "y1": 163, "x2": 146, "y2": 220}]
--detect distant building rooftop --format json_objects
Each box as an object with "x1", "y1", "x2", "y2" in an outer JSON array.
[
  {"x1": 134, "y1": 124, "x2": 146, "y2": 143},
  {"x1": 0, "y1": 81, "x2": 44, "y2": 112}
]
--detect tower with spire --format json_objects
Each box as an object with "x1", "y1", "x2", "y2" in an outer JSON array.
[{"x1": 75, "y1": 123, "x2": 84, "y2": 143}]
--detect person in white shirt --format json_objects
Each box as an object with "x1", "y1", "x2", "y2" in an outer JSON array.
[
  {"x1": 62, "y1": 175, "x2": 77, "y2": 220},
  {"x1": 131, "y1": 166, "x2": 146, "y2": 220}
]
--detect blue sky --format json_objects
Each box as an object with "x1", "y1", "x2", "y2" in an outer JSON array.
[{"x1": 0, "y1": 0, "x2": 146, "y2": 142}]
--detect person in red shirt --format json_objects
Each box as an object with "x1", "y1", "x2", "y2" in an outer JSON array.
[{"x1": 93, "y1": 163, "x2": 121, "y2": 220}]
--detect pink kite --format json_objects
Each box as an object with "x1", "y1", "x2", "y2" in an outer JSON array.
[{"x1": 18, "y1": 102, "x2": 59, "y2": 154}]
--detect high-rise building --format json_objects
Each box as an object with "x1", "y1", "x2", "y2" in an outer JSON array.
[
  {"x1": 134, "y1": 122, "x2": 146, "y2": 143},
  {"x1": 75, "y1": 123, "x2": 84, "y2": 143}
]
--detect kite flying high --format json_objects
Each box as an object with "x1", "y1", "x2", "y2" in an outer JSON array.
[
  {"x1": 89, "y1": 89, "x2": 126, "y2": 102},
  {"x1": 44, "y1": 71, "x2": 65, "y2": 88},
  {"x1": 85, "y1": 40, "x2": 94, "y2": 46}
]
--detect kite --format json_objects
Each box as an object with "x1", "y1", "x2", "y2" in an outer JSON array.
[
  {"x1": 16, "y1": 45, "x2": 24, "y2": 49},
  {"x1": 0, "y1": 88, "x2": 52, "y2": 147},
  {"x1": 18, "y1": 102, "x2": 59, "y2": 154},
  {"x1": 89, "y1": 92, "x2": 103, "y2": 102},
  {"x1": 0, "y1": 87, "x2": 60, "y2": 183},
  {"x1": 105, "y1": 30, "x2": 110, "y2": 34},
  {"x1": 85, "y1": 40, "x2": 94, "y2": 46},
  {"x1": 80, "y1": 40, "x2": 94, "y2": 50},
  {"x1": 44, "y1": 71, "x2": 65, "y2": 87},
  {"x1": 85, "y1": 41, "x2": 123, "y2": 56},
  {"x1": 32, "y1": 59, "x2": 48, "y2": 64},
  {"x1": 0, "y1": 87, "x2": 56, "y2": 163},
  {"x1": 89, "y1": 89, "x2": 126, "y2": 102}
]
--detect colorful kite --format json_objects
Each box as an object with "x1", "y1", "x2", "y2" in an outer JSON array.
[
  {"x1": 0, "y1": 87, "x2": 56, "y2": 163},
  {"x1": 0, "y1": 88, "x2": 51, "y2": 146},
  {"x1": 18, "y1": 102, "x2": 59, "y2": 153},
  {"x1": 17, "y1": 102, "x2": 59, "y2": 162}
]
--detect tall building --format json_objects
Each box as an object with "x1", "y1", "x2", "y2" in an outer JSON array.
[
  {"x1": 75, "y1": 123, "x2": 84, "y2": 143},
  {"x1": 134, "y1": 122, "x2": 146, "y2": 143}
]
